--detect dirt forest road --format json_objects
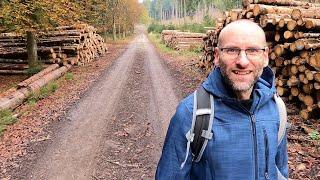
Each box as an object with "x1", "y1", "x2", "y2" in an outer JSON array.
[{"x1": 24, "y1": 25, "x2": 179, "y2": 179}]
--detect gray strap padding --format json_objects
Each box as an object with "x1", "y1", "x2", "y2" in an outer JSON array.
[
  {"x1": 274, "y1": 94, "x2": 287, "y2": 146},
  {"x1": 180, "y1": 90, "x2": 198, "y2": 169},
  {"x1": 277, "y1": 167, "x2": 287, "y2": 180},
  {"x1": 196, "y1": 109, "x2": 211, "y2": 116},
  {"x1": 274, "y1": 93, "x2": 288, "y2": 180},
  {"x1": 194, "y1": 94, "x2": 214, "y2": 162}
]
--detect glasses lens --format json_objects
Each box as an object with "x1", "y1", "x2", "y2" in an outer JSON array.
[{"x1": 220, "y1": 48, "x2": 265, "y2": 60}]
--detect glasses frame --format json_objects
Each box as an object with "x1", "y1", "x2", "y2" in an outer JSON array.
[{"x1": 218, "y1": 47, "x2": 267, "y2": 60}]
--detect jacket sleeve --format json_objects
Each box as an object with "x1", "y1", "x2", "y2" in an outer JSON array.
[
  {"x1": 155, "y1": 102, "x2": 193, "y2": 180},
  {"x1": 275, "y1": 132, "x2": 289, "y2": 179}
]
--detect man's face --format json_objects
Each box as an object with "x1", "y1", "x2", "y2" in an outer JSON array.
[{"x1": 214, "y1": 28, "x2": 269, "y2": 93}]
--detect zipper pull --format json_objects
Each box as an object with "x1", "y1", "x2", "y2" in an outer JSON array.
[{"x1": 265, "y1": 172, "x2": 269, "y2": 180}]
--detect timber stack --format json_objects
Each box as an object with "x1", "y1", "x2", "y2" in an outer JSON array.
[
  {"x1": 161, "y1": 30, "x2": 206, "y2": 51},
  {"x1": 0, "y1": 23, "x2": 108, "y2": 72},
  {"x1": 200, "y1": 0, "x2": 320, "y2": 119}
]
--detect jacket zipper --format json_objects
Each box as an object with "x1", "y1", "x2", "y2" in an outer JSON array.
[
  {"x1": 250, "y1": 114, "x2": 258, "y2": 180},
  {"x1": 237, "y1": 102, "x2": 258, "y2": 180},
  {"x1": 263, "y1": 128, "x2": 270, "y2": 180}
]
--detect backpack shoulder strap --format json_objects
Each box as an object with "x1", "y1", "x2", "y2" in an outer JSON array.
[
  {"x1": 191, "y1": 86, "x2": 214, "y2": 162},
  {"x1": 180, "y1": 86, "x2": 214, "y2": 169},
  {"x1": 274, "y1": 94, "x2": 287, "y2": 146}
]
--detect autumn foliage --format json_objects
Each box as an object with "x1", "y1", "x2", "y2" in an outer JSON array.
[{"x1": 0, "y1": 0, "x2": 143, "y2": 37}]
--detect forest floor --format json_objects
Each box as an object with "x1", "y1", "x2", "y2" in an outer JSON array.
[{"x1": 0, "y1": 26, "x2": 319, "y2": 180}]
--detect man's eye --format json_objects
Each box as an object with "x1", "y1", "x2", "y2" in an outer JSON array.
[
  {"x1": 226, "y1": 48, "x2": 238, "y2": 53},
  {"x1": 246, "y1": 49, "x2": 259, "y2": 53}
]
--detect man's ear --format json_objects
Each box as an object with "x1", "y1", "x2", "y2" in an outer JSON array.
[{"x1": 214, "y1": 47, "x2": 220, "y2": 66}]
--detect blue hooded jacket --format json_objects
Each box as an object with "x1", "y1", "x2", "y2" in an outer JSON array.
[{"x1": 156, "y1": 67, "x2": 288, "y2": 180}]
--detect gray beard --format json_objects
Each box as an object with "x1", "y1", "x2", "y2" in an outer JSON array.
[{"x1": 219, "y1": 64, "x2": 262, "y2": 93}]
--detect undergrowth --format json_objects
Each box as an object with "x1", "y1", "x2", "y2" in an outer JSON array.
[
  {"x1": 0, "y1": 109, "x2": 17, "y2": 135},
  {"x1": 27, "y1": 82, "x2": 58, "y2": 105}
]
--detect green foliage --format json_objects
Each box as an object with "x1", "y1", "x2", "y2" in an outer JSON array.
[
  {"x1": 65, "y1": 72, "x2": 74, "y2": 81},
  {"x1": 148, "y1": 22, "x2": 205, "y2": 33},
  {"x1": 148, "y1": 22, "x2": 165, "y2": 33},
  {"x1": 203, "y1": 14, "x2": 215, "y2": 27},
  {"x1": 0, "y1": 109, "x2": 17, "y2": 135},
  {"x1": 27, "y1": 82, "x2": 58, "y2": 105},
  {"x1": 179, "y1": 23, "x2": 205, "y2": 33},
  {"x1": 309, "y1": 130, "x2": 320, "y2": 140},
  {"x1": 27, "y1": 65, "x2": 43, "y2": 76}
]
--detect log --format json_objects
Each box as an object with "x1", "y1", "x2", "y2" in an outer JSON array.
[
  {"x1": 290, "y1": 8, "x2": 320, "y2": 20},
  {"x1": 0, "y1": 63, "x2": 28, "y2": 70},
  {"x1": 304, "y1": 18, "x2": 320, "y2": 30},
  {"x1": 303, "y1": 84, "x2": 313, "y2": 94},
  {"x1": 308, "y1": 54, "x2": 320, "y2": 70},
  {"x1": 0, "y1": 69, "x2": 28, "y2": 74},
  {"x1": 27, "y1": 65, "x2": 71, "y2": 92},
  {"x1": 290, "y1": 65, "x2": 299, "y2": 75},
  {"x1": 291, "y1": 87, "x2": 300, "y2": 96},
  {"x1": 0, "y1": 58, "x2": 26, "y2": 64},
  {"x1": 230, "y1": 9, "x2": 242, "y2": 21},
  {"x1": 294, "y1": 32, "x2": 320, "y2": 39},
  {"x1": 287, "y1": 20, "x2": 297, "y2": 31},
  {"x1": 303, "y1": 95, "x2": 314, "y2": 106},
  {"x1": 314, "y1": 72, "x2": 320, "y2": 82},
  {"x1": 251, "y1": 4, "x2": 298, "y2": 17},
  {"x1": 306, "y1": 70, "x2": 316, "y2": 81},
  {"x1": 287, "y1": 75, "x2": 299, "y2": 86},
  {"x1": 283, "y1": 31, "x2": 294, "y2": 39},
  {"x1": 17, "y1": 64, "x2": 60, "y2": 88},
  {"x1": 274, "y1": 43, "x2": 290, "y2": 56},
  {"x1": 0, "y1": 88, "x2": 30, "y2": 111},
  {"x1": 277, "y1": 86, "x2": 288, "y2": 96},
  {"x1": 247, "y1": 0, "x2": 320, "y2": 7}
]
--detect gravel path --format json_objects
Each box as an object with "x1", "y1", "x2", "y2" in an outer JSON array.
[{"x1": 26, "y1": 26, "x2": 178, "y2": 179}]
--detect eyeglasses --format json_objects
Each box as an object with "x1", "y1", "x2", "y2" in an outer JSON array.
[{"x1": 218, "y1": 47, "x2": 267, "y2": 60}]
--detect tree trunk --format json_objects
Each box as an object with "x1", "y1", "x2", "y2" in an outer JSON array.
[{"x1": 27, "y1": 31, "x2": 38, "y2": 68}]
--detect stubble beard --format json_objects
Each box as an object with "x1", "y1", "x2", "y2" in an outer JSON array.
[{"x1": 219, "y1": 61, "x2": 263, "y2": 94}]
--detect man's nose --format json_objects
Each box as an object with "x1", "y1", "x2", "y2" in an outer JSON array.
[{"x1": 236, "y1": 51, "x2": 250, "y2": 67}]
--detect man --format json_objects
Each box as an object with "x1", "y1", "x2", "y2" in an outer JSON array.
[{"x1": 156, "y1": 20, "x2": 288, "y2": 179}]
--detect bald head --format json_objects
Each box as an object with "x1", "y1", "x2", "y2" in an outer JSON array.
[{"x1": 218, "y1": 20, "x2": 267, "y2": 47}]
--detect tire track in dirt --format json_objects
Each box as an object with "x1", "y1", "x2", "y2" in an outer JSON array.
[
  {"x1": 27, "y1": 36, "x2": 140, "y2": 179},
  {"x1": 92, "y1": 32, "x2": 179, "y2": 179},
  {"x1": 25, "y1": 27, "x2": 179, "y2": 179}
]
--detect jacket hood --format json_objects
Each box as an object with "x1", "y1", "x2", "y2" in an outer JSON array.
[{"x1": 202, "y1": 66, "x2": 276, "y2": 105}]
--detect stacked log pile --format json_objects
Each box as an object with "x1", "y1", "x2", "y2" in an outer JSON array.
[
  {"x1": 200, "y1": 0, "x2": 320, "y2": 119},
  {"x1": 161, "y1": 30, "x2": 206, "y2": 51},
  {"x1": 0, "y1": 23, "x2": 108, "y2": 72}
]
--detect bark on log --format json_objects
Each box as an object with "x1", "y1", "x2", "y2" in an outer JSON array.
[
  {"x1": 251, "y1": 4, "x2": 298, "y2": 17},
  {"x1": 246, "y1": 0, "x2": 320, "y2": 7},
  {"x1": 17, "y1": 64, "x2": 60, "y2": 88},
  {"x1": 0, "y1": 70, "x2": 28, "y2": 74},
  {"x1": 294, "y1": 32, "x2": 320, "y2": 39},
  {"x1": 0, "y1": 63, "x2": 28, "y2": 70}
]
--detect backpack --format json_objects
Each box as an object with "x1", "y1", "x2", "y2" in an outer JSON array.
[{"x1": 180, "y1": 86, "x2": 288, "y2": 180}]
